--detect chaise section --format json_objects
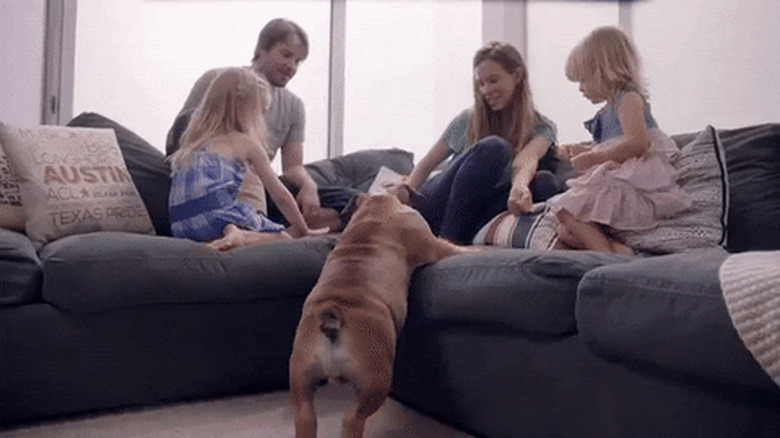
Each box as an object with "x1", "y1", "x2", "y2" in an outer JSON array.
[{"x1": 576, "y1": 247, "x2": 777, "y2": 393}]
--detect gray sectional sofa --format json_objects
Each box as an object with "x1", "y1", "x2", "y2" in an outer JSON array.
[{"x1": 2, "y1": 114, "x2": 780, "y2": 438}]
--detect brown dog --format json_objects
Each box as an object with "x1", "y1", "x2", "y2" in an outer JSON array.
[{"x1": 289, "y1": 193, "x2": 468, "y2": 438}]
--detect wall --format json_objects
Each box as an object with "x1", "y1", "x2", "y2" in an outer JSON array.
[{"x1": 0, "y1": 0, "x2": 45, "y2": 126}]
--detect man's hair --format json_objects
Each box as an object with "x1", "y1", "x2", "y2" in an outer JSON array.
[{"x1": 252, "y1": 18, "x2": 309, "y2": 62}]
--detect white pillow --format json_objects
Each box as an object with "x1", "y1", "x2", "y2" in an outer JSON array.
[
  {"x1": 0, "y1": 122, "x2": 155, "y2": 248},
  {"x1": 0, "y1": 141, "x2": 25, "y2": 230},
  {"x1": 613, "y1": 125, "x2": 729, "y2": 254}
]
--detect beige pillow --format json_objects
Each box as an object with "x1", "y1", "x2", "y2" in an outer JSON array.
[
  {"x1": 0, "y1": 142, "x2": 25, "y2": 230},
  {"x1": 0, "y1": 122, "x2": 155, "y2": 248}
]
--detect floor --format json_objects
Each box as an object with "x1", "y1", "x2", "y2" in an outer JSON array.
[{"x1": 2, "y1": 384, "x2": 474, "y2": 438}]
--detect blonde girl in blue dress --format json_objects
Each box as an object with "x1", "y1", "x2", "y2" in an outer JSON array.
[
  {"x1": 548, "y1": 27, "x2": 691, "y2": 254},
  {"x1": 168, "y1": 67, "x2": 327, "y2": 250}
]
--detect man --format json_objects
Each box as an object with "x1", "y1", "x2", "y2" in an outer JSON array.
[{"x1": 167, "y1": 18, "x2": 353, "y2": 231}]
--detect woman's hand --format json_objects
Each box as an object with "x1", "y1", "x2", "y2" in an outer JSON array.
[{"x1": 508, "y1": 183, "x2": 533, "y2": 215}]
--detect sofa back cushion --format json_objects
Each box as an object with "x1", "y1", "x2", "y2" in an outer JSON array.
[{"x1": 717, "y1": 123, "x2": 780, "y2": 252}]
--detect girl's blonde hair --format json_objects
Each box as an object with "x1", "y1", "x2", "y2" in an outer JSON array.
[
  {"x1": 565, "y1": 26, "x2": 645, "y2": 98},
  {"x1": 469, "y1": 41, "x2": 539, "y2": 154},
  {"x1": 170, "y1": 67, "x2": 272, "y2": 169}
]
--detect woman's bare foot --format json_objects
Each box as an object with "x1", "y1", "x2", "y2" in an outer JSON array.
[{"x1": 207, "y1": 224, "x2": 291, "y2": 251}]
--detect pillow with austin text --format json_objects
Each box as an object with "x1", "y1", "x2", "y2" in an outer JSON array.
[{"x1": 0, "y1": 122, "x2": 154, "y2": 248}]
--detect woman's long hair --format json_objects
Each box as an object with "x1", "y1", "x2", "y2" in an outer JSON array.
[
  {"x1": 565, "y1": 26, "x2": 645, "y2": 99},
  {"x1": 169, "y1": 67, "x2": 271, "y2": 170},
  {"x1": 469, "y1": 41, "x2": 538, "y2": 154}
]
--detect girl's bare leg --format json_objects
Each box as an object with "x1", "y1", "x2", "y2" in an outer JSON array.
[
  {"x1": 556, "y1": 210, "x2": 624, "y2": 254},
  {"x1": 207, "y1": 224, "x2": 291, "y2": 251},
  {"x1": 554, "y1": 222, "x2": 584, "y2": 250}
]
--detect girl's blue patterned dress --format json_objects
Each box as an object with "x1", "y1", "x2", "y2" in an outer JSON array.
[{"x1": 169, "y1": 152, "x2": 285, "y2": 241}]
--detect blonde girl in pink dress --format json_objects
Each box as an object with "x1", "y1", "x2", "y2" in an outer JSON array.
[{"x1": 548, "y1": 27, "x2": 691, "y2": 254}]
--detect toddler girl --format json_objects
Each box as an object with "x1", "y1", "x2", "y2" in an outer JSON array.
[
  {"x1": 168, "y1": 67, "x2": 326, "y2": 250},
  {"x1": 548, "y1": 26, "x2": 690, "y2": 254}
]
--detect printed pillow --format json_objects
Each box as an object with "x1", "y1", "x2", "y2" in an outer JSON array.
[
  {"x1": 613, "y1": 125, "x2": 728, "y2": 254},
  {"x1": 472, "y1": 203, "x2": 550, "y2": 248},
  {"x1": 0, "y1": 122, "x2": 155, "y2": 248},
  {"x1": 0, "y1": 142, "x2": 25, "y2": 230},
  {"x1": 67, "y1": 112, "x2": 173, "y2": 236}
]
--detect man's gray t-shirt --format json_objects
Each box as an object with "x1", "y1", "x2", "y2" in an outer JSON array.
[{"x1": 172, "y1": 67, "x2": 305, "y2": 159}]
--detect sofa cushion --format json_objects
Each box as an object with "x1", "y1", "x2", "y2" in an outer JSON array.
[
  {"x1": 408, "y1": 249, "x2": 629, "y2": 337},
  {"x1": 39, "y1": 232, "x2": 337, "y2": 312},
  {"x1": 718, "y1": 123, "x2": 780, "y2": 252},
  {"x1": 0, "y1": 228, "x2": 42, "y2": 306},
  {"x1": 67, "y1": 112, "x2": 173, "y2": 236},
  {"x1": 577, "y1": 247, "x2": 776, "y2": 391},
  {"x1": 0, "y1": 122, "x2": 155, "y2": 249}
]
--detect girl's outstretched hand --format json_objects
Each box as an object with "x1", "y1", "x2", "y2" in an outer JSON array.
[
  {"x1": 508, "y1": 184, "x2": 533, "y2": 215},
  {"x1": 570, "y1": 150, "x2": 604, "y2": 173},
  {"x1": 559, "y1": 142, "x2": 591, "y2": 161},
  {"x1": 286, "y1": 223, "x2": 330, "y2": 238}
]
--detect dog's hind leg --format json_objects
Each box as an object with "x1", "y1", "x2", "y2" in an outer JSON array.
[
  {"x1": 290, "y1": 378, "x2": 317, "y2": 438},
  {"x1": 342, "y1": 383, "x2": 389, "y2": 438}
]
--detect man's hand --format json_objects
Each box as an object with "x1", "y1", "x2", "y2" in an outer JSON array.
[
  {"x1": 296, "y1": 183, "x2": 320, "y2": 219},
  {"x1": 507, "y1": 184, "x2": 533, "y2": 215}
]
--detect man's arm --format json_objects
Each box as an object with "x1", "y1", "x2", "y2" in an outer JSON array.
[{"x1": 279, "y1": 139, "x2": 320, "y2": 217}]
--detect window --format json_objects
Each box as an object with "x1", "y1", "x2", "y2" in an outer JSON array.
[{"x1": 72, "y1": 0, "x2": 331, "y2": 163}]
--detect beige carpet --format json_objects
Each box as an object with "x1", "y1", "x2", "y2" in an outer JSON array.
[{"x1": 3, "y1": 384, "x2": 473, "y2": 437}]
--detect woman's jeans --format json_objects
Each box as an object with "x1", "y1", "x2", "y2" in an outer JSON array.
[{"x1": 414, "y1": 136, "x2": 559, "y2": 244}]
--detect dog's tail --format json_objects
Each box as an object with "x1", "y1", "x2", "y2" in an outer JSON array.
[{"x1": 319, "y1": 306, "x2": 342, "y2": 342}]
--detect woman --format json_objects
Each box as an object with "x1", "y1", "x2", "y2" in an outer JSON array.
[{"x1": 403, "y1": 41, "x2": 559, "y2": 244}]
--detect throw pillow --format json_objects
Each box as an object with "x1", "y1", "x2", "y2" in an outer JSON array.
[
  {"x1": 67, "y1": 112, "x2": 173, "y2": 236},
  {"x1": 0, "y1": 142, "x2": 25, "y2": 230},
  {"x1": 0, "y1": 122, "x2": 155, "y2": 248},
  {"x1": 612, "y1": 125, "x2": 729, "y2": 254},
  {"x1": 472, "y1": 203, "x2": 551, "y2": 248}
]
